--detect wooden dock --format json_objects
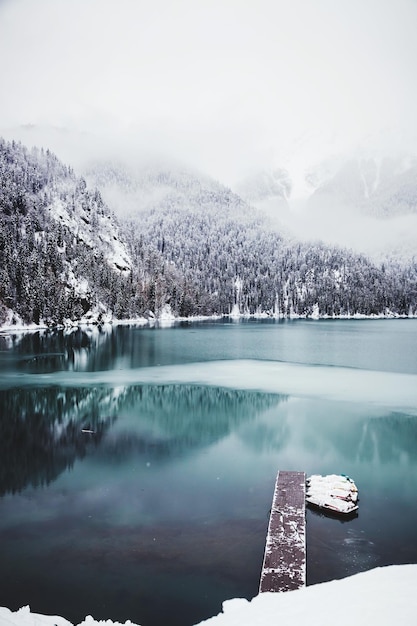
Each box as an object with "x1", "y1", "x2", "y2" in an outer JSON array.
[{"x1": 259, "y1": 470, "x2": 306, "y2": 593}]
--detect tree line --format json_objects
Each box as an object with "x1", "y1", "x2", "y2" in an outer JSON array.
[{"x1": 1, "y1": 138, "x2": 416, "y2": 327}]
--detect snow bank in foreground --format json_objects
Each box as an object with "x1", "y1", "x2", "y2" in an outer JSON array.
[
  {"x1": 198, "y1": 564, "x2": 417, "y2": 625},
  {"x1": 1, "y1": 565, "x2": 416, "y2": 626}
]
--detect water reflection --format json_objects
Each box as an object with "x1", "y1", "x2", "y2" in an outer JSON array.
[
  {"x1": 0, "y1": 386, "x2": 117, "y2": 495},
  {"x1": 0, "y1": 381, "x2": 416, "y2": 625},
  {"x1": 355, "y1": 413, "x2": 417, "y2": 463},
  {"x1": 237, "y1": 398, "x2": 417, "y2": 467},
  {"x1": 2, "y1": 382, "x2": 417, "y2": 500},
  {"x1": 237, "y1": 407, "x2": 290, "y2": 453},
  {"x1": 2, "y1": 318, "x2": 417, "y2": 376},
  {"x1": 1, "y1": 324, "x2": 191, "y2": 374},
  {"x1": 4, "y1": 326, "x2": 113, "y2": 373},
  {"x1": 0, "y1": 384, "x2": 283, "y2": 494},
  {"x1": 99, "y1": 385, "x2": 284, "y2": 463},
  {"x1": 1, "y1": 319, "x2": 417, "y2": 626}
]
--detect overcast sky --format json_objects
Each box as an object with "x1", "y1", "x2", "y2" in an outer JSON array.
[{"x1": 1, "y1": 0, "x2": 416, "y2": 183}]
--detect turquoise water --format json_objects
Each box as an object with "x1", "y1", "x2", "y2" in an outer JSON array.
[{"x1": 0, "y1": 319, "x2": 416, "y2": 626}]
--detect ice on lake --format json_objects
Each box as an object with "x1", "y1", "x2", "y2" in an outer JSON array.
[{"x1": 2, "y1": 359, "x2": 416, "y2": 413}]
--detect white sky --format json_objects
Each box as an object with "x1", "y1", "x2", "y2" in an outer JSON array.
[{"x1": 1, "y1": 0, "x2": 417, "y2": 182}]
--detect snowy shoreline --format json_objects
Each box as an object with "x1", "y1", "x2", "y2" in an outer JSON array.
[
  {"x1": 1, "y1": 309, "x2": 416, "y2": 336},
  {"x1": 1, "y1": 564, "x2": 417, "y2": 626}
]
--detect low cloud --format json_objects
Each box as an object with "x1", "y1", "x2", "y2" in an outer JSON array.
[
  {"x1": 1, "y1": 0, "x2": 417, "y2": 258},
  {"x1": 1, "y1": 0, "x2": 417, "y2": 174}
]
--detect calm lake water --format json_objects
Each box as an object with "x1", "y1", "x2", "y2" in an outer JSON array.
[{"x1": 0, "y1": 319, "x2": 416, "y2": 626}]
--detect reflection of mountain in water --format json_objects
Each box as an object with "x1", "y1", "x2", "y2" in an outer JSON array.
[
  {"x1": 298, "y1": 405, "x2": 417, "y2": 466},
  {"x1": 0, "y1": 384, "x2": 284, "y2": 494},
  {"x1": 355, "y1": 413, "x2": 417, "y2": 464},
  {"x1": 1, "y1": 326, "x2": 115, "y2": 374},
  {"x1": 0, "y1": 386, "x2": 118, "y2": 495},
  {"x1": 237, "y1": 413, "x2": 290, "y2": 454},
  {"x1": 94, "y1": 384, "x2": 284, "y2": 463}
]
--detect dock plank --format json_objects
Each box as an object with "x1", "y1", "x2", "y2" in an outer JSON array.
[{"x1": 259, "y1": 470, "x2": 306, "y2": 593}]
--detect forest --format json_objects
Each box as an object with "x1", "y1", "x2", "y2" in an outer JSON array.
[{"x1": 1, "y1": 138, "x2": 416, "y2": 327}]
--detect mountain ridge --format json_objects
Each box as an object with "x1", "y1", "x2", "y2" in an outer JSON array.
[{"x1": 1, "y1": 138, "x2": 416, "y2": 328}]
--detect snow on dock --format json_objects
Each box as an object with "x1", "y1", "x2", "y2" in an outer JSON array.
[{"x1": 259, "y1": 470, "x2": 306, "y2": 593}]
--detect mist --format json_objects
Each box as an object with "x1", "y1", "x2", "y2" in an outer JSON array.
[
  {"x1": 1, "y1": 0, "x2": 417, "y2": 256},
  {"x1": 262, "y1": 196, "x2": 417, "y2": 262}
]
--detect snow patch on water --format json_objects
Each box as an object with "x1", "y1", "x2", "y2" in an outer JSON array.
[{"x1": 2, "y1": 360, "x2": 416, "y2": 412}]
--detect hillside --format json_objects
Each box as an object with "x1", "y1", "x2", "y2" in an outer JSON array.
[
  {"x1": 88, "y1": 158, "x2": 417, "y2": 319},
  {"x1": 232, "y1": 141, "x2": 417, "y2": 261},
  {"x1": 308, "y1": 154, "x2": 417, "y2": 217},
  {"x1": 1, "y1": 139, "x2": 417, "y2": 328},
  {"x1": 0, "y1": 138, "x2": 131, "y2": 326}
]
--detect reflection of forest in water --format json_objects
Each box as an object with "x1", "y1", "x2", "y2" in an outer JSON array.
[
  {"x1": 0, "y1": 326, "x2": 117, "y2": 374},
  {"x1": 354, "y1": 413, "x2": 417, "y2": 464},
  {"x1": 0, "y1": 386, "x2": 117, "y2": 495},
  {"x1": 0, "y1": 384, "x2": 284, "y2": 495},
  {"x1": 293, "y1": 407, "x2": 417, "y2": 465},
  {"x1": 0, "y1": 323, "x2": 196, "y2": 373},
  {"x1": 2, "y1": 376, "x2": 417, "y2": 499},
  {"x1": 99, "y1": 385, "x2": 285, "y2": 462}
]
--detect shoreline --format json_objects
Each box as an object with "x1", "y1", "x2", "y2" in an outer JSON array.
[{"x1": 1, "y1": 310, "x2": 416, "y2": 336}]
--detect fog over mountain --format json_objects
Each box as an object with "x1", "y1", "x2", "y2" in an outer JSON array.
[{"x1": 1, "y1": 0, "x2": 416, "y2": 258}]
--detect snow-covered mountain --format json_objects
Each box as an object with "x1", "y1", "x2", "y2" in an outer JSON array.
[
  {"x1": 47, "y1": 180, "x2": 131, "y2": 273},
  {"x1": 255, "y1": 125, "x2": 417, "y2": 211},
  {"x1": 307, "y1": 153, "x2": 417, "y2": 217},
  {"x1": 0, "y1": 138, "x2": 132, "y2": 327},
  {"x1": 234, "y1": 132, "x2": 417, "y2": 263},
  {"x1": 84, "y1": 157, "x2": 417, "y2": 320},
  {"x1": 2, "y1": 137, "x2": 417, "y2": 327},
  {"x1": 84, "y1": 157, "x2": 254, "y2": 220},
  {"x1": 234, "y1": 168, "x2": 291, "y2": 220}
]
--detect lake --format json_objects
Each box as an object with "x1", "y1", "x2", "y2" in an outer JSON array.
[{"x1": 0, "y1": 319, "x2": 416, "y2": 626}]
